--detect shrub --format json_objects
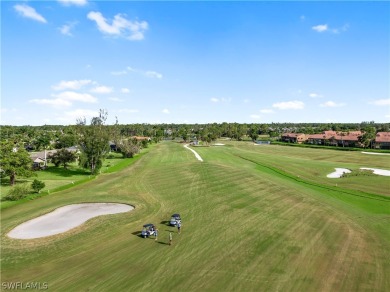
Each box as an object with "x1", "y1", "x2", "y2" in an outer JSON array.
[
  {"x1": 31, "y1": 179, "x2": 45, "y2": 193},
  {"x1": 341, "y1": 170, "x2": 375, "y2": 178},
  {"x1": 3, "y1": 183, "x2": 30, "y2": 201}
]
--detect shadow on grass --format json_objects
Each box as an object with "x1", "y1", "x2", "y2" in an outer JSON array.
[
  {"x1": 0, "y1": 178, "x2": 29, "y2": 186},
  {"x1": 156, "y1": 241, "x2": 170, "y2": 245},
  {"x1": 160, "y1": 220, "x2": 170, "y2": 225},
  {"x1": 132, "y1": 231, "x2": 143, "y2": 238},
  {"x1": 42, "y1": 166, "x2": 90, "y2": 177},
  {"x1": 132, "y1": 231, "x2": 157, "y2": 239}
]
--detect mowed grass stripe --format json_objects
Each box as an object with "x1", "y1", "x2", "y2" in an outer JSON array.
[{"x1": 1, "y1": 141, "x2": 389, "y2": 291}]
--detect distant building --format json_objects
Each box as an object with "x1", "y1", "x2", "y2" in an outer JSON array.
[
  {"x1": 375, "y1": 132, "x2": 390, "y2": 149},
  {"x1": 281, "y1": 133, "x2": 307, "y2": 144},
  {"x1": 306, "y1": 131, "x2": 362, "y2": 147}
]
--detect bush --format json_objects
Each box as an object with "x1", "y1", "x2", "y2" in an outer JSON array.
[
  {"x1": 341, "y1": 170, "x2": 375, "y2": 178},
  {"x1": 3, "y1": 183, "x2": 31, "y2": 201},
  {"x1": 31, "y1": 179, "x2": 45, "y2": 193}
]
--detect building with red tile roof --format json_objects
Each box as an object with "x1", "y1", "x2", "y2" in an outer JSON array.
[{"x1": 375, "y1": 132, "x2": 390, "y2": 149}]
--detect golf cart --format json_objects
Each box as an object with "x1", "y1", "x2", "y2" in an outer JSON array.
[
  {"x1": 170, "y1": 214, "x2": 181, "y2": 226},
  {"x1": 141, "y1": 223, "x2": 156, "y2": 238}
]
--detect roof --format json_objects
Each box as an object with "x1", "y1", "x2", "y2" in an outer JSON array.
[
  {"x1": 281, "y1": 133, "x2": 305, "y2": 138},
  {"x1": 143, "y1": 223, "x2": 155, "y2": 227},
  {"x1": 171, "y1": 213, "x2": 180, "y2": 217},
  {"x1": 307, "y1": 134, "x2": 326, "y2": 140},
  {"x1": 308, "y1": 131, "x2": 362, "y2": 141},
  {"x1": 376, "y1": 132, "x2": 390, "y2": 143}
]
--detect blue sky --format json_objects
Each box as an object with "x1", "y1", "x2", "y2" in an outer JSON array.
[{"x1": 1, "y1": 0, "x2": 389, "y2": 125}]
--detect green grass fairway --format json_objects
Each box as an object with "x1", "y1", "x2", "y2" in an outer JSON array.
[{"x1": 1, "y1": 141, "x2": 389, "y2": 291}]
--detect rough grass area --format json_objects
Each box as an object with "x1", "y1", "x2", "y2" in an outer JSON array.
[
  {"x1": 0, "y1": 146, "x2": 153, "y2": 209},
  {"x1": 1, "y1": 141, "x2": 389, "y2": 291}
]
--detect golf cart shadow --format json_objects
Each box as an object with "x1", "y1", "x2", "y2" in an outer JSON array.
[
  {"x1": 160, "y1": 220, "x2": 170, "y2": 225},
  {"x1": 131, "y1": 231, "x2": 143, "y2": 238}
]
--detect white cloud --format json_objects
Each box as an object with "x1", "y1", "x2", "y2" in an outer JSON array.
[
  {"x1": 118, "y1": 109, "x2": 139, "y2": 113},
  {"x1": 52, "y1": 79, "x2": 92, "y2": 90},
  {"x1": 162, "y1": 109, "x2": 170, "y2": 114},
  {"x1": 59, "y1": 22, "x2": 77, "y2": 36},
  {"x1": 250, "y1": 114, "x2": 261, "y2": 119},
  {"x1": 58, "y1": 0, "x2": 88, "y2": 6},
  {"x1": 272, "y1": 100, "x2": 305, "y2": 110},
  {"x1": 90, "y1": 86, "x2": 113, "y2": 94},
  {"x1": 260, "y1": 109, "x2": 275, "y2": 114},
  {"x1": 370, "y1": 99, "x2": 390, "y2": 106},
  {"x1": 126, "y1": 66, "x2": 163, "y2": 79},
  {"x1": 0, "y1": 108, "x2": 17, "y2": 113},
  {"x1": 121, "y1": 88, "x2": 130, "y2": 93},
  {"x1": 312, "y1": 23, "x2": 349, "y2": 34},
  {"x1": 14, "y1": 4, "x2": 47, "y2": 23},
  {"x1": 30, "y1": 98, "x2": 72, "y2": 107},
  {"x1": 210, "y1": 97, "x2": 231, "y2": 103},
  {"x1": 312, "y1": 24, "x2": 328, "y2": 32},
  {"x1": 87, "y1": 11, "x2": 148, "y2": 40},
  {"x1": 320, "y1": 101, "x2": 346, "y2": 107},
  {"x1": 332, "y1": 24, "x2": 349, "y2": 34},
  {"x1": 53, "y1": 91, "x2": 97, "y2": 103},
  {"x1": 145, "y1": 71, "x2": 163, "y2": 79},
  {"x1": 109, "y1": 97, "x2": 124, "y2": 102},
  {"x1": 309, "y1": 93, "x2": 323, "y2": 98}
]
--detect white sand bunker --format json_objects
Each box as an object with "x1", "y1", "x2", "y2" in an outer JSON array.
[
  {"x1": 360, "y1": 168, "x2": 390, "y2": 176},
  {"x1": 184, "y1": 144, "x2": 203, "y2": 162},
  {"x1": 8, "y1": 203, "x2": 133, "y2": 239},
  {"x1": 213, "y1": 143, "x2": 225, "y2": 146},
  {"x1": 327, "y1": 168, "x2": 351, "y2": 178},
  {"x1": 361, "y1": 152, "x2": 390, "y2": 156}
]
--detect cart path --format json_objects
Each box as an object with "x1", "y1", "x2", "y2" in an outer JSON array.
[{"x1": 184, "y1": 144, "x2": 204, "y2": 162}]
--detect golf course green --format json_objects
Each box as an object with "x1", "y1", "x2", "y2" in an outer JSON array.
[{"x1": 1, "y1": 141, "x2": 389, "y2": 291}]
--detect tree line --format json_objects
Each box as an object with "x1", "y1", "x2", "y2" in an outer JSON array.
[
  {"x1": 1, "y1": 121, "x2": 389, "y2": 147},
  {"x1": 1, "y1": 114, "x2": 389, "y2": 188}
]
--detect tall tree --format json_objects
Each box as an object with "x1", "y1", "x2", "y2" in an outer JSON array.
[
  {"x1": 49, "y1": 148, "x2": 77, "y2": 168},
  {"x1": 77, "y1": 110, "x2": 111, "y2": 174},
  {"x1": 359, "y1": 127, "x2": 376, "y2": 148},
  {"x1": 248, "y1": 126, "x2": 259, "y2": 141},
  {"x1": 0, "y1": 142, "x2": 34, "y2": 186},
  {"x1": 55, "y1": 134, "x2": 77, "y2": 149},
  {"x1": 117, "y1": 138, "x2": 141, "y2": 158}
]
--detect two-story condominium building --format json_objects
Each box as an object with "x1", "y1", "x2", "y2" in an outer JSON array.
[
  {"x1": 281, "y1": 133, "x2": 307, "y2": 143},
  {"x1": 375, "y1": 132, "x2": 390, "y2": 149}
]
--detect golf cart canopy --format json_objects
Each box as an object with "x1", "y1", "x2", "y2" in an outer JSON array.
[
  {"x1": 171, "y1": 214, "x2": 180, "y2": 218},
  {"x1": 143, "y1": 224, "x2": 155, "y2": 228}
]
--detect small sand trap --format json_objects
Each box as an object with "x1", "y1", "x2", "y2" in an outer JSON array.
[
  {"x1": 8, "y1": 203, "x2": 133, "y2": 239},
  {"x1": 213, "y1": 143, "x2": 225, "y2": 146},
  {"x1": 184, "y1": 144, "x2": 203, "y2": 162},
  {"x1": 361, "y1": 152, "x2": 390, "y2": 156},
  {"x1": 327, "y1": 168, "x2": 351, "y2": 178},
  {"x1": 360, "y1": 168, "x2": 390, "y2": 176}
]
